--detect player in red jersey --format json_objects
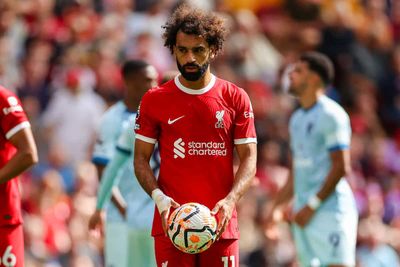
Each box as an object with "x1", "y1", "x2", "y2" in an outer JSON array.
[
  {"x1": 0, "y1": 86, "x2": 38, "y2": 267},
  {"x1": 134, "y1": 5, "x2": 257, "y2": 267}
]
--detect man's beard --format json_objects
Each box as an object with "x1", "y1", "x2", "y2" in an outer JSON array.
[{"x1": 177, "y1": 60, "x2": 209, "y2": 81}]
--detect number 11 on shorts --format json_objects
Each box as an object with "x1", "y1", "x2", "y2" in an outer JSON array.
[
  {"x1": 0, "y1": 246, "x2": 17, "y2": 267},
  {"x1": 221, "y1": 256, "x2": 235, "y2": 267}
]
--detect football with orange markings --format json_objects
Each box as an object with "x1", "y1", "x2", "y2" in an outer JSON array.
[{"x1": 167, "y1": 202, "x2": 217, "y2": 254}]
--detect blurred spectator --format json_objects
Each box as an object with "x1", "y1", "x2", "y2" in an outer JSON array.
[
  {"x1": 18, "y1": 38, "x2": 54, "y2": 112},
  {"x1": 357, "y1": 217, "x2": 400, "y2": 267},
  {"x1": 41, "y1": 68, "x2": 105, "y2": 166},
  {"x1": 378, "y1": 45, "x2": 400, "y2": 132},
  {"x1": 0, "y1": 35, "x2": 20, "y2": 89},
  {"x1": 256, "y1": 140, "x2": 289, "y2": 195},
  {"x1": 225, "y1": 9, "x2": 282, "y2": 85},
  {"x1": 32, "y1": 143, "x2": 76, "y2": 194},
  {"x1": 0, "y1": 0, "x2": 394, "y2": 266},
  {"x1": 390, "y1": 0, "x2": 400, "y2": 42},
  {"x1": 124, "y1": 0, "x2": 172, "y2": 72}
]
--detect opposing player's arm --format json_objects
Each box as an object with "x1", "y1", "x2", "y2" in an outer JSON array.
[
  {"x1": 294, "y1": 148, "x2": 350, "y2": 227},
  {"x1": 313, "y1": 110, "x2": 352, "y2": 207},
  {"x1": 95, "y1": 150, "x2": 130, "y2": 211},
  {"x1": 0, "y1": 127, "x2": 38, "y2": 184},
  {"x1": 315, "y1": 148, "x2": 350, "y2": 202},
  {"x1": 92, "y1": 113, "x2": 128, "y2": 216},
  {"x1": 89, "y1": 149, "x2": 130, "y2": 232},
  {"x1": 94, "y1": 162, "x2": 127, "y2": 217}
]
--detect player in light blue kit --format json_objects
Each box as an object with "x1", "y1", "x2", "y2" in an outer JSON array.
[
  {"x1": 89, "y1": 60, "x2": 158, "y2": 267},
  {"x1": 267, "y1": 52, "x2": 358, "y2": 267}
]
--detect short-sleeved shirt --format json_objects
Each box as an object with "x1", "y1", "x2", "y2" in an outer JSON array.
[
  {"x1": 135, "y1": 74, "x2": 257, "y2": 238},
  {"x1": 113, "y1": 114, "x2": 155, "y2": 228},
  {"x1": 93, "y1": 102, "x2": 158, "y2": 227},
  {"x1": 289, "y1": 95, "x2": 356, "y2": 213},
  {"x1": 92, "y1": 101, "x2": 134, "y2": 222},
  {"x1": 0, "y1": 86, "x2": 30, "y2": 226},
  {"x1": 92, "y1": 101, "x2": 130, "y2": 166}
]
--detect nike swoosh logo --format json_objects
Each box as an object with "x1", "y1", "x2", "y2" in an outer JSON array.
[{"x1": 168, "y1": 115, "x2": 185, "y2": 125}]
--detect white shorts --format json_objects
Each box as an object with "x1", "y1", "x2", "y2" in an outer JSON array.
[
  {"x1": 292, "y1": 210, "x2": 358, "y2": 267},
  {"x1": 105, "y1": 221, "x2": 156, "y2": 267}
]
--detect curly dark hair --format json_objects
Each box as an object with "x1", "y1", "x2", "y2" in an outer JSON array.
[{"x1": 162, "y1": 4, "x2": 228, "y2": 55}]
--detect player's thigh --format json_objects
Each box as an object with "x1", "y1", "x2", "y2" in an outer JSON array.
[
  {"x1": 0, "y1": 224, "x2": 24, "y2": 267},
  {"x1": 105, "y1": 221, "x2": 129, "y2": 267},
  {"x1": 127, "y1": 228, "x2": 156, "y2": 267},
  {"x1": 199, "y1": 239, "x2": 238, "y2": 267},
  {"x1": 154, "y1": 235, "x2": 195, "y2": 267},
  {"x1": 297, "y1": 211, "x2": 357, "y2": 267}
]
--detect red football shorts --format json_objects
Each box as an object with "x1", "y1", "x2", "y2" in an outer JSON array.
[
  {"x1": 154, "y1": 235, "x2": 239, "y2": 267},
  {"x1": 0, "y1": 225, "x2": 24, "y2": 267}
]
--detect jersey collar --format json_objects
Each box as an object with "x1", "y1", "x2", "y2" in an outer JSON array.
[{"x1": 174, "y1": 74, "x2": 216, "y2": 95}]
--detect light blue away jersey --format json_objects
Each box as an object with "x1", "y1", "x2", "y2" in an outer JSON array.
[
  {"x1": 114, "y1": 114, "x2": 158, "y2": 228},
  {"x1": 92, "y1": 101, "x2": 158, "y2": 227},
  {"x1": 93, "y1": 101, "x2": 130, "y2": 166},
  {"x1": 289, "y1": 95, "x2": 356, "y2": 213}
]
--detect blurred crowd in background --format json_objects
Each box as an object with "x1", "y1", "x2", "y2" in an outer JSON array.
[{"x1": 0, "y1": 0, "x2": 399, "y2": 266}]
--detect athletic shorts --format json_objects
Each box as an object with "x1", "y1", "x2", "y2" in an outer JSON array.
[
  {"x1": 292, "y1": 210, "x2": 358, "y2": 267},
  {"x1": 155, "y1": 235, "x2": 238, "y2": 267},
  {"x1": 0, "y1": 224, "x2": 24, "y2": 267},
  {"x1": 105, "y1": 221, "x2": 155, "y2": 267}
]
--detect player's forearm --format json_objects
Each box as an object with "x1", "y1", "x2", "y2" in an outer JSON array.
[
  {"x1": 227, "y1": 145, "x2": 257, "y2": 203},
  {"x1": 315, "y1": 164, "x2": 347, "y2": 202},
  {"x1": 315, "y1": 150, "x2": 350, "y2": 202},
  {"x1": 94, "y1": 163, "x2": 125, "y2": 210},
  {"x1": 0, "y1": 150, "x2": 37, "y2": 184},
  {"x1": 134, "y1": 157, "x2": 159, "y2": 196}
]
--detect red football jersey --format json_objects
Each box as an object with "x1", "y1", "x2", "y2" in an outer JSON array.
[
  {"x1": 0, "y1": 86, "x2": 30, "y2": 226},
  {"x1": 135, "y1": 75, "x2": 257, "y2": 238}
]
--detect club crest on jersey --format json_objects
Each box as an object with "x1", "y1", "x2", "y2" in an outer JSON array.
[
  {"x1": 215, "y1": 110, "x2": 225, "y2": 128},
  {"x1": 3, "y1": 96, "x2": 23, "y2": 115}
]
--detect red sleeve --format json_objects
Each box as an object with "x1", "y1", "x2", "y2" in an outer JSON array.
[
  {"x1": 134, "y1": 90, "x2": 159, "y2": 144},
  {"x1": 233, "y1": 87, "x2": 257, "y2": 144},
  {"x1": 0, "y1": 89, "x2": 29, "y2": 139}
]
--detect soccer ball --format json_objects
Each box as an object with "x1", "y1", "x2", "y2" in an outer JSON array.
[{"x1": 167, "y1": 202, "x2": 218, "y2": 254}]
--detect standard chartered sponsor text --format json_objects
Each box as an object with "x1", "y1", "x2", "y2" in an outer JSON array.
[{"x1": 188, "y1": 141, "x2": 227, "y2": 156}]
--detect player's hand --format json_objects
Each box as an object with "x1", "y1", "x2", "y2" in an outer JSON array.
[
  {"x1": 88, "y1": 210, "x2": 105, "y2": 237},
  {"x1": 151, "y1": 189, "x2": 180, "y2": 235},
  {"x1": 211, "y1": 197, "x2": 235, "y2": 240},
  {"x1": 293, "y1": 205, "x2": 315, "y2": 227},
  {"x1": 160, "y1": 198, "x2": 180, "y2": 235}
]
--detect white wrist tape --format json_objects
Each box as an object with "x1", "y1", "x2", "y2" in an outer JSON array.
[
  {"x1": 307, "y1": 195, "x2": 321, "y2": 210},
  {"x1": 151, "y1": 188, "x2": 171, "y2": 214}
]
